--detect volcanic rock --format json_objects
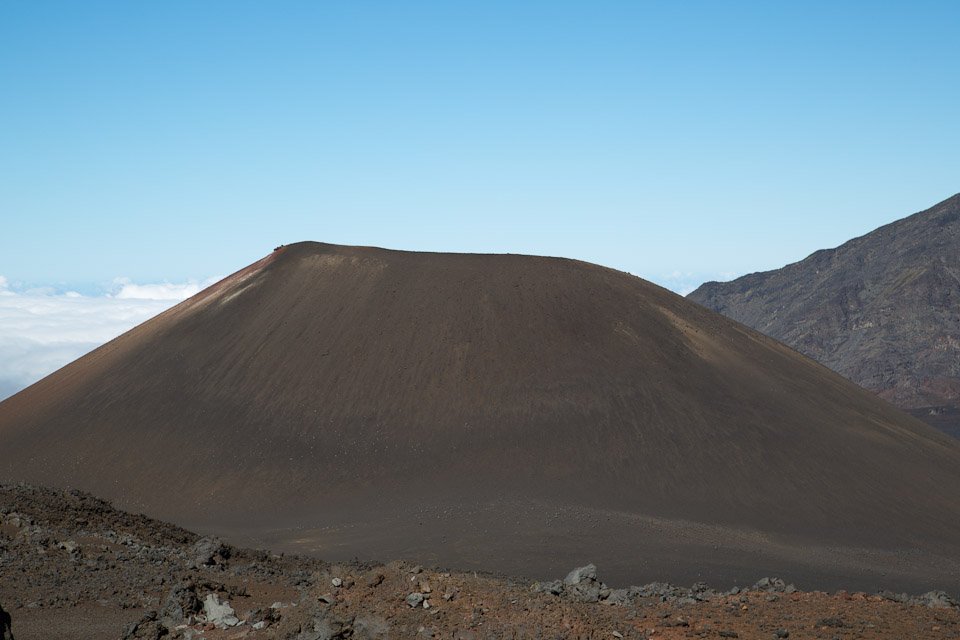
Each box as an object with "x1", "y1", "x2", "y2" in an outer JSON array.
[
  {"x1": 202, "y1": 593, "x2": 239, "y2": 628},
  {"x1": 2, "y1": 242, "x2": 960, "y2": 590},
  {"x1": 689, "y1": 193, "x2": 960, "y2": 438}
]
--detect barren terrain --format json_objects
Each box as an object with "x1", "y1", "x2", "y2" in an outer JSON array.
[{"x1": 3, "y1": 483, "x2": 958, "y2": 640}]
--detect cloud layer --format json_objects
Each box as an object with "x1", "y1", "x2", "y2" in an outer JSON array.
[{"x1": 0, "y1": 276, "x2": 216, "y2": 401}]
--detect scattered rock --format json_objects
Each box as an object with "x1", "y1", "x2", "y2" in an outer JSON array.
[
  {"x1": 121, "y1": 611, "x2": 167, "y2": 640},
  {"x1": 915, "y1": 590, "x2": 959, "y2": 608},
  {"x1": 753, "y1": 577, "x2": 787, "y2": 593}
]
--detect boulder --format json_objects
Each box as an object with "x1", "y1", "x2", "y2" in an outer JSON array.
[
  {"x1": 160, "y1": 581, "x2": 202, "y2": 625},
  {"x1": 563, "y1": 564, "x2": 597, "y2": 586},
  {"x1": 190, "y1": 537, "x2": 229, "y2": 566},
  {"x1": 203, "y1": 593, "x2": 240, "y2": 629}
]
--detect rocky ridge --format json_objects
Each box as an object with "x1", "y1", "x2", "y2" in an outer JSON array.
[{"x1": 688, "y1": 193, "x2": 960, "y2": 438}]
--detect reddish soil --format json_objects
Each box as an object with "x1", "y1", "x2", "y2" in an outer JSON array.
[{"x1": 2, "y1": 484, "x2": 958, "y2": 640}]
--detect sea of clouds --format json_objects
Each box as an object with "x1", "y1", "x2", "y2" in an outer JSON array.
[{"x1": 0, "y1": 275, "x2": 218, "y2": 400}]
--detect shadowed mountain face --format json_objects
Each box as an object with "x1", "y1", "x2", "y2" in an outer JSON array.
[
  {"x1": 3, "y1": 242, "x2": 960, "y2": 592},
  {"x1": 689, "y1": 193, "x2": 960, "y2": 439}
]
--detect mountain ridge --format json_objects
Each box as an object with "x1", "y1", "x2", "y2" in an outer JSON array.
[{"x1": 689, "y1": 193, "x2": 960, "y2": 437}]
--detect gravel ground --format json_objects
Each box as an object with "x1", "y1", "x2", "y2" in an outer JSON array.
[{"x1": 2, "y1": 483, "x2": 958, "y2": 640}]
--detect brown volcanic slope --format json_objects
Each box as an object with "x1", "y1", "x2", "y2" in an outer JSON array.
[
  {"x1": 689, "y1": 193, "x2": 960, "y2": 438},
  {"x1": 2, "y1": 242, "x2": 960, "y2": 593}
]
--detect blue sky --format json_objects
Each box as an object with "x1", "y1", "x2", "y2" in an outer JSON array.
[
  {"x1": 1, "y1": 2, "x2": 959, "y2": 397},
  {"x1": 3, "y1": 1, "x2": 958, "y2": 292}
]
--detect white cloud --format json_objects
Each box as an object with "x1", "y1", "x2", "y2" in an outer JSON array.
[
  {"x1": 0, "y1": 276, "x2": 217, "y2": 401},
  {"x1": 112, "y1": 278, "x2": 209, "y2": 300}
]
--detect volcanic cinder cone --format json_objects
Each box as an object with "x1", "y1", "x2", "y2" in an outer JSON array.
[{"x1": 3, "y1": 242, "x2": 960, "y2": 591}]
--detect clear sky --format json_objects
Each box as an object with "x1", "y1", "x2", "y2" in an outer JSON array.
[{"x1": 2, "y1": 1, "x2": 958, "y2": 294}]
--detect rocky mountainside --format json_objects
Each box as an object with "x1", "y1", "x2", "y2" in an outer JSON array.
[
  {"x1": 689, "y1": 193, "x2": 960, "y2": 438},
  {"x1": 2, "y1": 482, "x2": 959, "y2": 640},
  {"x1": 3, "y1": 242, "x2": 960, "y2": 591}
]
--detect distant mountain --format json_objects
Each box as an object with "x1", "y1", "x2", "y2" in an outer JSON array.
[
  {"x1": 689, "y1": 193, "x2": 960, "y2": 438},
  {"x1": 3, "y1": 242, "x2": 960, "y2": 592}
]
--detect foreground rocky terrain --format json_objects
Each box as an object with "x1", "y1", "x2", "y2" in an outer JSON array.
[
  {"x1": 2, "y1": 483, "x2": 959, "y2": 640},
  {"x1": 689, "y1": 193, "x2": 960, "y2": 438}
]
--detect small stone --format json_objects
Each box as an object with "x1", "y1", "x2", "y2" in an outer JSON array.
[
  {"x1": 612, "y1": 632, "x2": 624, "y2": 639},
  {"x1": 774, "y1": 630, "x2": 790, "y2": 638},
  {"x1": 331, "y1": 577, "x2": 343, "y2": 587},
  {"x1": 719, "y1": 632, "x2": 739, "y2": 639},
  {"x1": 58, "y1": 540, "x2": 79, "y2": 553},
  {"x1": 406, "y1": 593, "x2": 425, "y2": 608},
  {"x1": 817, "y1": 617, "x2": 844, "y2": 628}
]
